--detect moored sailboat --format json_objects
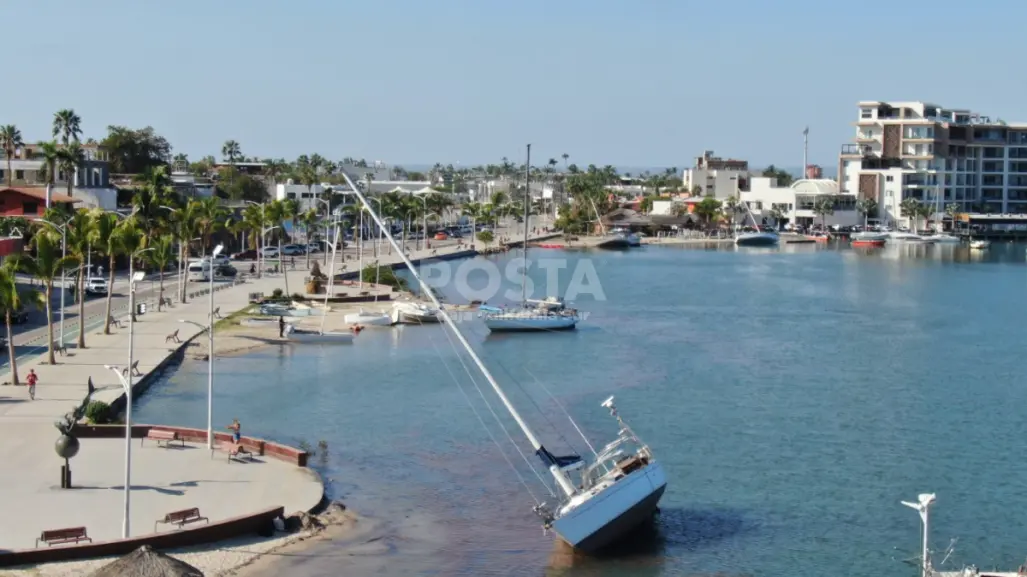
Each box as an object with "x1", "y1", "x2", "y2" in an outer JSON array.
[
  {"x1": 285, "y1": 225, "x2": 356, "y2": 344},
  {"x1": 341, "y1": 169, "x2": 665, "y2": 552}
]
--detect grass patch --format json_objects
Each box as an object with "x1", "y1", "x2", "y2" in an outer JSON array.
[{"x1": 214, "y1": 304, "x2": 258, "y2": 331}]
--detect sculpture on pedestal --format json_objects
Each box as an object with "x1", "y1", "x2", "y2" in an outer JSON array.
[{"x1": 54, "y1": 399, "x2": 87, "y2": 489}]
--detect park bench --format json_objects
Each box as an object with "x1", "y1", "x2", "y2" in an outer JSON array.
[
  {"x1": 154, "y1": 507, "x2": 209, "y2": 532},
  {"x1": 215, "y1": 442, "x2": 253, "y2": 463},
  {"x1": 142, "y1": 429, "x2": 184, "y2": 448},
  {"x1": 165, "y1": 329, "x2": 180, "y2": 343},
  {"x1": 36, "y1": 527, "x2": 91, "y2": 547},
  {"x1": 108, "y1": 315, "x2": 123, "y2": 329},
  {"x1": 212, "y1": 307, "x2": 222, "y2": 319},
  {"x1": 122, "y1": 360, "x2": 142, "y2": 378}
]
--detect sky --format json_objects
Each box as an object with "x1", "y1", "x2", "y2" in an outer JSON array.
[{"x1": 5, "y1": 0, "x2": 1027, "y2": 171}]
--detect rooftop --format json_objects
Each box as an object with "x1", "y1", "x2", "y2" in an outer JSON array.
[
  {"x1": 790, "y1": 179, "x2": 839, "y2": 194},
  {"x1": 0, "y1": 186, "x2": 79, "y2": 204}
]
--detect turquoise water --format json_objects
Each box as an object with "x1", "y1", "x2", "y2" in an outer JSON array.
[{"x1": 135, "y1": 241, "x2": 1027, "y2": 576}]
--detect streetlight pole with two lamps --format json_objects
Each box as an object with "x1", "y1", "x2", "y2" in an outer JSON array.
[
  {"x1": 243, "y1": 201, "x2": 267, "y2": 278},
  {"x1": 179, "y1": 243, "x2": 223, "y2": 450},
  {"x1": 37, "y1": 219, "x2": 69, "y2": 348}
]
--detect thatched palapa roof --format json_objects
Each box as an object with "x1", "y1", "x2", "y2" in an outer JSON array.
[{"x1": 87, "y1": 545, "x2": 204, "y2": 577}]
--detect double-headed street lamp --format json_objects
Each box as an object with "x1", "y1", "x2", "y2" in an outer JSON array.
[
  {"x1": 179, "y1": 243, "x2": 223, "y2": 450},
  {"x1": 243, "y1": 201, "x2": 267, "y2": 277},
  {"x1": 37, "y1": 219, "x2": 68, "y2": 347},
  {"x1": 314, "y1": 197, "x2": 332, "y2": 266}
]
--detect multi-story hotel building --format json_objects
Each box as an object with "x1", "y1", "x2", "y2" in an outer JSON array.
[
  {"x1": 683, "y1": 150, "x2": 750, "y2": 199},
  {"x1": 838, "y1": 101, "x2": 1027, "y2": 226}
]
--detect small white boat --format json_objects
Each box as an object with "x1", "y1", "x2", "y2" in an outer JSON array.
[
  {"x1": 887, "y1": 231, "x2": 936, "y2": 243},
  {"x1": 344, "y1": 308, "x2": 394, "y2": 326},
  {"x1": 284, "y1": 324, "x2": 355, "y2": 343},
  {"x1": 735, "y1": 231, "x2": 779, "y2": 246},
  {"x1": 482, "y1": 306, "x2": 578, "y2": 332},
  {"x1": 392, "y1": 301, "x2": 441, "y2": 323},
  {"x1": 927, "y1": 233, "x2": 961, "y2": 243},
  {"x1": 969, "y1": 239, "x2": 990, "y2": 250},
  {"x1": 525, "y1": 296, "x2": 568, "y2": 311},
  {"x1": 851, "y1": 231, "x2": 889, "y2": 242}
]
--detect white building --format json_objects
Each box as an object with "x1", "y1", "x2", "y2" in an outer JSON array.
[
  {"x1": 742, "y1": 177, "x2": 859, "y2": 228},
  {"x1": 275, "y1": 181, "x2": 326, "y2": 212},
  {"x1": 683, "y1": 150, "x2": 750, "y2": 199},
  {"x1": 838, "y1": 100, "x2": 1027, "y2": 228},
  {"x1": 0, "y1": 141, "x2": 117, "y2": 209}
]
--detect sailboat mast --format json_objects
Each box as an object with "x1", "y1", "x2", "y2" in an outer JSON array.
[
  {"x1": 522, "y1": 144, "x2": 531, "y2": 304},
  {"x1": 340, "y1": 171, "x2": 577, "y2": 498},
  {"x1": 320, "y1": 223, "x2": 340, "y2": 334}
]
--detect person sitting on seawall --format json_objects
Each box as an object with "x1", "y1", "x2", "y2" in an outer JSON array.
[{"x1": 227, "y1": 418, "x2": 241, "y2": 443}]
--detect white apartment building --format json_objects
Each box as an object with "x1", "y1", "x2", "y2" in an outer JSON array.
[
  {"x1": 683, "y1": 150, "x2": 749, "y2": 199},
  {"x1": 275, "y1": 181, "x2": 327, "y2": 212},
  {"x1": 741, "y1": 177, "x2": 859, "y2": 228},
  {"x1": 838, "y1": 100, "x2": 1027, "y2": 227}
]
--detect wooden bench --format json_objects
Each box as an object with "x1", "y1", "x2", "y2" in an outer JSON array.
[
  {"x1": 36, "y1": 527, "x2": 91, "y2": 547},
  {"x1": 142, "y1": 429, "x2": 184, "y2": 448},
  {"x1": 215, "y1": 442, "x2": 253, "y2": 463},
  {"x1": 154, "y1": 507, "x2": 209, "y2": 532},
  {"x1": 165, "y1": 329, "x2": 180, "y2": 343}
]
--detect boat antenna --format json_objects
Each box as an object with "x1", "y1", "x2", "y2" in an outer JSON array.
[
  {"x1": 522, "y1": 144, "x2": 531, "y2": 304},
  {"x1": 901, "y1": 492, "x2": 937, "y2": 577},
  {"x1": 339, "y1": 171, "x2": 578, "y2": 498}
]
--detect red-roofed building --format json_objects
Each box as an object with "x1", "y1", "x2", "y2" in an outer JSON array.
[{"x1": 0, "y1": 187, "x2": 79, "y2": 217}]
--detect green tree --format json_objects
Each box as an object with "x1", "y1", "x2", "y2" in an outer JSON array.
[
  {"x1": 0, "y1": 260, "x2": 44, "y2": 384},
  {"x1": 476, "y1": 229, "x2": 494, "y2": 247},
  {"x1": 693, "y1": 196, "x2": 722, "y2": 225},
  {"x1": 762, "y1": 164, "x2": 794, "y2": 187},
  {"x1": 113, "y1": 218, "x2": 145, "y2": 322},
  {"x1": 265, "y1": 200, "x2": 293, "y2": 294},
  {"x1": 900, "y1": 198, "x2": 924, "y2": 232},
  {"x1": 195, "y1": 197, "x2": 227, "y2": 257},
  {"x1": 299, "y1": 208, "x2": 319, "y2": 268},
  {"x1": 146, "y1": 235, "x2": 176, "y2": 309},
  {"x1": 768, "y1": 206, "x2": 786, "y2": 230},
  {"x1": 101, "y1": 126, "x2": 172, "y2": 174},
  {"x1": 52, "y1": 109, "x2": 82, "y2": 145},
  {"x1": 65, "y1": 209, "x2": 94, "y2": 348},
  {"x1": 89, "y1": 209, "x2": 121, "y2": 334},
  {"x1": 856, "y1": 197, "x2": 878, "y2": 229},
  {"x1": 0, "y1": 125, "x2": 24, "y2": 186},
  {"x1": 812, "y1": 198, "x2": 835, "y2": 230},
  {"x1": 18, "y1": 231, "x2": 78, "y2": 364},
  {"x1": 945, "y1": 202, "x2": 961, "y2": 234},
  {"x1": 59, "y1": 141, "x2": 85, "y2": 200},
  {"x1": 222, "y1": 140, "x2": 241, "y2": 185},
  {"x1": 37, "y1": 140, "x2": 60, "y2": 186}
]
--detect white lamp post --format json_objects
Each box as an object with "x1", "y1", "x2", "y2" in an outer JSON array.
[
  {"x1": 103, "y1": 364, "x2": 135, "y2": 538},
  {"x1": 179, "y1": 243, "x2": 222, "y2": 450},
  {"x1": 37, "y1": 219, "x2": 68, "y2": 347},
  {"x1": 244, "y1": 201, "x2": 267, "y2": 277}
]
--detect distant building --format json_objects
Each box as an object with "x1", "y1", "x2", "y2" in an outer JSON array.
[
  {"x1": 742, "y1": 178, "x2": 858, "y2": 228},
  {"x1": 170, "y1": 160, "x2": 216, "y2": 198},
  {"x1": 683, "y1": 150, "x2": 749, "y2": 199},
  {"x1": 837, "y1": 99, "x2": 1027, "y2": 227},
  {"x1": 0, "y1": 187, "x2": 79, "y2": 216},
  {"x1": 0, "y1": 141, "x2": 116, "y2": 209},
  {"x1": 805, "y1": 165, "x2": 823, "y2": 179}
]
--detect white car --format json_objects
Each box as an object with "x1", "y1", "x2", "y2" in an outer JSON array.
[
  {"x1": 85, "y1": 277, "x2": 109, "y2": 296},
  {"x1": 306, "y1": 243, "x2": 321, "y2": 253},
  {"x1": 205, "y1": 254, "x2": 230, "y2": 267},
  {"x1": 260, "y1": 246, "x2": 280, "y2": 258}
]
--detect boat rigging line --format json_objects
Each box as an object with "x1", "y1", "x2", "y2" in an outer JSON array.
[{"x1": 522, "y1": 366, "x2": 598, "y2": 457}]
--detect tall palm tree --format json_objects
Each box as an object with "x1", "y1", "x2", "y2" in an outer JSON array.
[
  {"x1": 132, "y1": 165, "x2": 175, "y2": 237},
  {"x1": 171, "y1": 200, "x2": 202, "y2": 303},
  {"x1": 0, "y1": 260, "x2": 43, "y2": 384},
  {"x1": 65, "y1": 209, "x2": 94, "y2": 348},
  {"x1": 0, "y1": 125, "x2": 24, "y2": 187},
  {"x1": 222, "y1": 140, "x2": 241, "y2": 185},
  {"x1": 59, "y1": 141, "x2": 85, "y2": 200},
  {"x1": 113, "y1": 218, "x2": 145, "y2": 322},
  {"x1": 195, "y1": 197, "x2": 227, "y2": 257},
  {"x1": 38, "y1": 140, "x2": 60, "y2": 187},
  {"x1": 146, "y1": 235, "x2": 176, "y2": 308},
  {"x1": 299, "y1": 208, "x2": 319, "y2": 268},
  {"x1": 19, "y1": 231, "x2": 77, "y2": 364},
  {"x1": 89, "y1": 210, "x2": 120, "y2": 334},
  {"x1": 265, "y1": 200, "x2": 292, "y2": 294},
  {"x1": 52, "y1": 109, "x2": 82, "y2": 145}
]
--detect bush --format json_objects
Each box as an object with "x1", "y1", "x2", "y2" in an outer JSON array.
[
  {"x1": 84, "y1": 400, "x2": 112, "y2": 425},
  {"x1": 360, "y1": 263, "x2": 408, "y2": 291},
  {"x1": 271, "y1": 288, "x2": 284, "y2": 299}
]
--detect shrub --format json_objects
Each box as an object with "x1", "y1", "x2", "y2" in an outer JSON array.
[
  {"x1": 84, "y1": 400, "x2": 112, "y2": 425},
  {"x1": 360, "y1": 263, "x2": 408, "y2": 291},
  {"x1": 271, "y1": 288, "x2": 284, "y2": 299}
]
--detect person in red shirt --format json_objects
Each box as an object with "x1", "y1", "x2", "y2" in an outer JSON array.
[{"x1": 26, "y1": 369, "x2": 37, "y2": 401}]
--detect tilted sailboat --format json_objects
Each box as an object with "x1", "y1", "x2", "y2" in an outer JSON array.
[
  {"x1": 285, "y1": 225, "x2": 355, "y2": 343},
  {"x1": 483, "y1": 144, "x2": 578, "y2": 332},
  {"x1": 341, "y1": 170, "x2": 666, "y2": 552}
]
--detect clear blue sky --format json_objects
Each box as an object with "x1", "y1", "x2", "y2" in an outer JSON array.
[{"x1": 5, "y1": 0, "x2": 1026, "y2": 170}]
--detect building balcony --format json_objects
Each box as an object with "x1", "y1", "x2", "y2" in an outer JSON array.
[
  {"x1": 841, "y1": 144, "x2": 872, "y2": 156},
  {"x1": 861, "y1": 157, "x2": 902, "y2": 170}
]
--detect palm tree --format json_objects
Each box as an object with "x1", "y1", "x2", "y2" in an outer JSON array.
[
  {"x1": 132, "y1": 165, "x2": 175, "y2": 237},
  {"x1": 146, "y1": 235, "x2": 176, "y2": 309},
  {"x1": 222, "y1": 140, "x2": 241, "y2": 185},
  {"x1": 89, "y1": 210, "x2": 120, "y2": 334},
  {"x1": 812, "y1": 198, "x2": 835, "y2": 230},
  {"x1": 195, "y1": 197, "x2": 227, "y2": 257},
  {"x1": 265, "y1": 200, "x2": 292, "y2": 294},
  {"x1": 945, "y1": 202, "x2": 961, "y2": 234},
  {"x1": 59, "y1": 141, "x2": 85, "y2": 200},
  {"x1": 113, "y1": 218, "x2": 145, "y2": 322},
  {"x1": 19, "y1": 231, "x2": 77, "y2": 364},
  {"x1": 0, "y1": 260, "x2": 43, "y2": 384},
  {"x1": 38, "y1": 140, "x2": 60, "y2": 186},
  {"x1": 299, "y1": 208, "x2": 319, "y2": 268},
  {"x1": 693, "y1": 197, "x2": 722, "y2": 226},
  {"x1": 856, "y1": 198, "x2": 878, "y2": 229},
  {"x1": 65, "y1": 209, "x2": 94, "y2": 348},
  {"x1": 52, "y1": 109, "x2": 82, "y2": 145},
  {"x1": 900, "y1": 198, "x2": 923, "y2": 232},
  {"x1": 0, "y1": 125, "x2": 24, "y2": 187}
]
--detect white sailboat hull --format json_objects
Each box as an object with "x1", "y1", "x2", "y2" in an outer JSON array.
[
  {"x1": 286, "y1": 330, "x2": 354, "y2": 344},
  {"x1": 344, "y1": 311, "x2": 394, "y2": 326},
  {"x1": 928, "y1": 233, "x2": 961, "y2": 243},
  {"x1": 484, "y1": 313, "x2": 577, "y2": 332},
  {"x1": 735, "y1": 232, "x2": 779, "y2": 246},
  {"x1": 392, "y1": 302, "x2": 441, "y2": 324},
  {"x1": 552, "y1": 462, "x2": 667, "y2": 552}
]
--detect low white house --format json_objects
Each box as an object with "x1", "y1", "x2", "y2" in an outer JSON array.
[{"x1": 741, "y1": 177, "x2": 860, "y2": 228}]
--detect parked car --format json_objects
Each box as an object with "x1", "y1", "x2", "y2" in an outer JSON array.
[
  {"x1": 231, "y1": 249, "x2": 257, "y2": 260},
  {"x1": 306, "y1": 243, "x2": 321, "y2": 253},
  {"x1": 85, "y1": 277, "x2": 109, "y2": 296},
  {"x1": 8, "y1": 308, "x2": 28, "y2": 324},
  {"x1": 216, "y1": 264, "x2": 238, "y2": 278},
  {"x1": 260, "y1": 246, "x2": 280, "y2": 258},
  {"x1": 206, "y1": 254, "x2": 230, "y2": 267},
  {"x1": 434, "y1": 231, "x2": 449, "y2": 241},
  {"x1": 281, "y1": 244, "x2": 306, "y2": 256}
]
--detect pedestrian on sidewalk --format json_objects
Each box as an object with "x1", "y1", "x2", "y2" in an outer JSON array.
[
  {"x1": 278, "y1": 316, "x2": 285, "y2": 338},
  {"x1": 26, "y1": 369, "x2": 37, "y2": 401}
]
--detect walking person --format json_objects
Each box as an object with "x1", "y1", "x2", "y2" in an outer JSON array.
[
  {"x1": 26, "y1": 369, "x2": 37, "y2": 401},
  {"x1": 278, "y1": 315, "x2": 286, "y2": 338}
]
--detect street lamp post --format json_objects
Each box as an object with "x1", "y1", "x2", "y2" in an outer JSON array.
[
  {"x1": 414, "y1": 191, "x2": 439, "y2": 252},
  {"x1": 243, "y1": 201, "x2": 266, "y2": 278},
  {"x1": 178, "y1": 243, "x2": 222, "y2": 450},
  {"x1": 38, "y1": 219, "x2": 69, "y2": 348},
  {"x1": 366, "y1": 197, "x2": 383, "y2": 258},
  {"x1": 104, "y1": 364, "x2": 135, "y2": 538},
  {"x1": 314, "y1": 198, "x2": 331, "y2": 266}
]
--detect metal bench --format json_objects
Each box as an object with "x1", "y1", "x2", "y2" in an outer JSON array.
[
  {"x1": 142, "y1": 429, "x2": 184, "y2": 448},
  {"x1": 165, "y1": 329, "x2": 180, "y2": 343},
  {"x1": 36, "y1": 527, "x2": 91, "y2": 547},
  {"x1": 122, "y1": 360, "x2": 141, "y2": 378},
  {"x1": 154, "y1": 507, "x2": 209, "y2": 532}
]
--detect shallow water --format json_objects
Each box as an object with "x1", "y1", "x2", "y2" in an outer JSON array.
[{"x1": 135, "y1": 241, "x2": 1027, "y2": 576}]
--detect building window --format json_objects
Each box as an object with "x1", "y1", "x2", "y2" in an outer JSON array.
[
  {"x1": 14, "y1": 170, "x2": 23, "y2": 181},
  {"x1": 22, "y1": 202, "x2": 37, "y2": 214},
  {"x1": 886, "y1": 175, "x2": 893, "y2": 182},
  {"x1": 860, "y1": 108, "x2": 873, "y2": 119}
]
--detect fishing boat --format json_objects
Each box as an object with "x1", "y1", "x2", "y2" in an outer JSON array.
[
  {"x1": 392, "y1": 300, "x2": 441, "y2": 323},
  {"x1": 969, "y1": 239, "x2": 990, "y2": 250},
  {"x1": 285, "y1": 226, "x2": 357, "y2": 343},
  {"x1": 483, "y1": 145, "x2": 579, "y2": 332},
  {"x1": 342, "y1": 168, "x2": 666, "y2": 553}
]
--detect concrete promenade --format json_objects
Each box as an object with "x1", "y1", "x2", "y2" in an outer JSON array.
[{"x1": 0, "y1": 225, "x2": 548, "y2": 553}]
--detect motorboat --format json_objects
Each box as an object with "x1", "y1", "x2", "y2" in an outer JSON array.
[
  {"x1": 887, "y1": 231, "x2": 935, "y2": 243},
  {"x1": 284, "y1": 323, "x2": 354, "y2": 343},
  {"x1": 850, "y1": 231, "x2": 888, "y2": 248},
  {"x1": 735, "y1": 231, "x2": 779, "y2": 246},
  {"x1": 481, "y1": 305, "x2": 578, "y2": 332},
  {"x1": 611, "y1": 228, "x2": 642, "y2": 247},
  {"x1": 342, "y1": 166, "x2": 666, "y2": 553},
  {"x1": 344, "y1": 308, "x2": 395, "y2": 326},
  {"x1": 392, "y1": 301, "x2": 441, "y2": 323},
  {"x1": 596, "y1": 235, "x2": 633, "y2": 250},
  {"x1": 926, "y1": 233, "x2": 961, "y2": 243},
  {"x1": 970, "y1": 239, "x2": 990, "y2": 250}
]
